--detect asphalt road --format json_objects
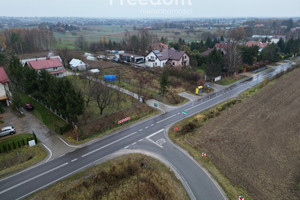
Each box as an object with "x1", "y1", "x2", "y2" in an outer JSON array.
[{"x1": 0, "y1": 61, "x2": 295, "y2": 200}]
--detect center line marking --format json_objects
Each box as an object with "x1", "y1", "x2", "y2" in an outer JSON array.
[
  {"x1": 81, "y1": 132, "x2": 137, "y2": 157},
  {"x1": 139, "y1": 129, "x2": 143, "y2": 131},
  {"x1": 150, "y1": 124, "x2": 154, "y2": 126},
  {"x1": 0, "y1": 162, "x2": 69, "y2": 195},
  {"x1": 156, "y1": 114, "x2": 177, "y2": 124},
  {"x1": 132, "y1": 142, "x2": 136, "y2": 145},
  {"x1": 71, "y1": 158, "x2": 77, "y2": 162},
  {"x1": 145, "y1": 126, "x2": 149, "y2": 129}
]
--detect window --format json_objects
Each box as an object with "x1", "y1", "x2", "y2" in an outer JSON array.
[
  {"x1": 172, "y1": 62, "x2": 175, "y2": 66},
  {"x1": 53, "y1": 67, "x2": 58, "y2": 70}
]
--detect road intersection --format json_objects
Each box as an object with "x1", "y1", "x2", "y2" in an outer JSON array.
[{"x1": 0, "y1": 61, "x2": 295, "y2": 200}]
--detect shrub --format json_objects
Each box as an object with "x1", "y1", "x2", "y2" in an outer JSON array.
[{"x1": 181, "y1": 122, "x2": 197, "y2": 135}]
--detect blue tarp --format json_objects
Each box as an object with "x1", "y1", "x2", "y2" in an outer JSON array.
[{"x1": 104, "y1": 75, "x2": 117, "y2": 82}]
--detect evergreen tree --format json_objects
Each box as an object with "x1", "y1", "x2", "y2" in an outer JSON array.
[
  {"x1": 240, "y1": 45, "x2": 259, "y2": 65},
  {"x1": 159, "y1": 70, "x2": 170, "y2": 96},
  {"x1": 277, "y1": 38, "x2": 285, "y2": 53},
  {"x1": 261, "y1": 43, "x2": 281, "y2": 62}
]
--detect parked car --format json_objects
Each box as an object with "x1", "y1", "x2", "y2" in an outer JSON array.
[
  {"x1": 24, "y1": 103, "x2": 34, "y2": 111},
  {"x1": 0, "y1": 126, "x2": 16, "y2": 137}
]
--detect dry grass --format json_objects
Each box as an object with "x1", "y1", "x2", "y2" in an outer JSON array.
[
  {"x1": 170, "y1": 67, "x2": 300, "y2": 200},
  {"x1": 28, "y1": 154, "x2": 189, "y2": 200},
  {"x1": 0, "y1": 145, "x2": 47, "y2": 178}
]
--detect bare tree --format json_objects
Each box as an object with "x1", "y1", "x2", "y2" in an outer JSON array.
[
  {"x1": 224, "y1": 42, "x2": 242, "y2": 76},
  {"x1": 91, "y1": 82, "x2": 113, "y2": 115}
]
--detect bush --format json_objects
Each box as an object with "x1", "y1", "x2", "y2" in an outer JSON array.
[{"x1": 181, "y1": 122, "x2": 197, "y2": 135}]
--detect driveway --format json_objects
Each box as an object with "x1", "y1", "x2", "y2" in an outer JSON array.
[{"x1": 0, "y1": 110, "x2": 78, "y2": 161}]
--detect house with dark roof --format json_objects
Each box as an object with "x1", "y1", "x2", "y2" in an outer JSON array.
[
  {"x1": 145, "y1": 48, "x2": 190, "y2": 68},
  {"x1": 0, "y1": 67, "x2": 11, "y2": 106},
  {"x1": 21, "y1": 56, "x2": 66, "y2": 78}
]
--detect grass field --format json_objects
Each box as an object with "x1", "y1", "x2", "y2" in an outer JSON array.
[
  {"x1": 0, "y1": 144, "x2": 46, "y2": 178},
  {"x1": 19, "y1": 93, "x2": 67, "y2": 131},
  {"x1": 215, "y1": 75, "x2": 245, "y2": 86},
  {"x1": 169, "y1": 67, "x2": 300, "y2": 200},
  {"x1": 54, "y1": 25, "x2": 218, "y2": 49},
  {"x1": 66, "y1": 75, "x2": 157, "y2": 141},
  {"x1": 28, "y1": 154, "x2": 189, "y2": 200}
]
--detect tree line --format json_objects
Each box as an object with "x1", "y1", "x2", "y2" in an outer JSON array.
[
  {"x1": 0, "y1": 28, "x2": 56, "y2": 54},
  {"x1": 8, "y1": 56, "x2": 85, "y2": 121}
]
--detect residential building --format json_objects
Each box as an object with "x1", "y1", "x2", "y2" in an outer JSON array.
[
  {"x1": 0, "y1": 67, "x2": 11, "y2": 106},
  {"x1": 246, "y1": 41, "x2": 268, "y2": 52},
  {"x1": 21, "y1": 56, "x2": 66, "y2": 78},
  {"x1": 145, "y1": 48, "x2": 190, "y2": 68},
  {"x1": 69, "y1": 58, "x2": 87, "y2": 71}
]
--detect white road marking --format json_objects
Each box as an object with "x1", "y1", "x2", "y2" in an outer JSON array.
[
  {"x1": 59, "y1": 154, "x2": 65, "y2": 157},
  {"x1": 139, "y1": 129, "x2": 143, "y2": 131},
  {"x1": 124, "y1": 146, "x2": 129, "y2": 149},
  {"x1": 41, "y1": 144, "x2": 52, "y2": 162},
  {"x1": 156, "y1": 114, "x2": 177, "y2": 124},
  {"x1": 71, "y1": 158, "x2": 77, "y2": 162},
  {"x1": 139, "y1": 139, "x2": 143, "y2": 142},
  {"x1": 132, "y1": 142, "x2": 136, "y2": 145},
  {"x1": 156, "y1": 138, "x2": 166, "y2": 146},
  {"x1": 146, "y1": 129, "x2": 165, "y2": 139},
  {"x1": 81, "y1": 132, "x2": 137, "y2": 158},
  {"x1": 147, "y1": 138, "x2": 163, "y2": 148},
  {"x1": 58, "y1": 137, "x2": 81, "y2": 148},
  {"x1": 145, "y1": 126, "x2": 149, "y2": 129},
  {"x1": 150, "y1": 124, "x2": 154, "y2": 126},
  {"x1": 0, "y1": 162, "x2": 68, "y2": 195}
]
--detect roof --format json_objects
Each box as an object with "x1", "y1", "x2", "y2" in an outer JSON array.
[
  {"x1": 89, "y1": 69, "x2": 100, "y2": 73},
  {"x1": 28, "y1": 57, "x2": 63, "y2": 70},
  {"x1": 152, "y1": 48, "x2": 186, "y2": 61},
  {"x1": 0, "y1": 67, "x2": 9, "y2": 84},
  {"x1": 69, "y1": 58, "x2": 86, "y2": 67},
  {"x1": 246, "y1": 41, "x2": 268, "y2": 49},
  {"x1": 200, "y1": 48, "x2": 213, "y2": 56}
]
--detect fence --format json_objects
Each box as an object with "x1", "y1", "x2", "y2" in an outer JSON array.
[{"x1": 28, "y1": 95, "x2": 68, "y2": 123}]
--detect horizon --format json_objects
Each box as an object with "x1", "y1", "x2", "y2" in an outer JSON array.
[{"x1": 1, "y1": 0, "x2": 300, "y2": 19}]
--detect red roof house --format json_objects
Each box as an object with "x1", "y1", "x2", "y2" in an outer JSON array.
[
  {"x1": 0, "y1": 67, "x2": 9, "y2": 84},
  {"x1": 0, "y1": 67, "x2": 11, "y2": 105},
  {"x1": 23, "y1": 56, "x2": 66, "y2": 78}
]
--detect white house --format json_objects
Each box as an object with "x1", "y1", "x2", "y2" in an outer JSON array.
[
  {"x1": 69, "y1": 58, "x2": 87, "y2": 71},
  {"x1": 145, "y1": 49, "x2": 190, "y2": 68}
]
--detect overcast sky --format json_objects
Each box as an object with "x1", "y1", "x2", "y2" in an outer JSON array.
[{"x1": 1, "y1": 0, "x2": 299, "y2": 18}]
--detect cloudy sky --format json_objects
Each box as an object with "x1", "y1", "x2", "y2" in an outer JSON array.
[{"x1": 1, "y1": 0, "x2": 299, "y2": 18}]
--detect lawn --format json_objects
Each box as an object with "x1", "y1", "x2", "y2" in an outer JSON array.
[
  {"x1": 28, "y1": 154, "x2": 189, "y2": 200},
  {"x1": 19, "y1": 92, "x2": 67, "y2": 132},
  {"x1": 0, "y1": 144, "x2": 46, "y2": 178},
  {"x1": 96, "y1": 65, "x2": 188, "y2": 105},
  {"x1": 66, "y1": 75, "x2": 158, "y2": 141},
  {"x1": 215, "y1": 75, "x2": 245, "y2": 86}
]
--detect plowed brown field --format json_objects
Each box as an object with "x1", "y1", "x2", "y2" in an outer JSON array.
[{"x1": 186, "y1": 68, "x2": 300, "y2": 200}]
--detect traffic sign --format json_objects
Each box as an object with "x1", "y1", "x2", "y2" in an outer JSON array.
[
  {"x1": 174, "y1": 127, "x2": 178, "y2": 131},
  {"x1": 182, "y1": 110, "x2": 187, "y2": 115},
  {"x1": 202, "y1": 152, "x2": 206, "y2": 157},
  {"x1": 239, "y1": 195, "x2": 244, "y2": 200},
  {"x1": 154, "y1": 102, "x2": 158, "y2": 107}
]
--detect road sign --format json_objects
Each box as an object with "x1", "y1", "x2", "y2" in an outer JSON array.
[
  {"x1": 174, "y1": 127, "x2": 178, "y2": 131},
  {"x1": 154, "y1": 102, "x2": 158, "y2": 107},
  {"x1": 202, "y1": 152, "x2": 206, "y2": 157},
  {"x1": 239, "y1": 195, "x2": 244, "y2": 200},
  {"x1": 182, "y1": 110, "x2": 188, "y2": 115}
]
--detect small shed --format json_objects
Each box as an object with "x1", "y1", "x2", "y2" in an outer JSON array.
[{"x1": 69, "y1": 58, "x2": 87, "y2": 71}]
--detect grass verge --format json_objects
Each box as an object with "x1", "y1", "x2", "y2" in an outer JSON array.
[
  {"x1": 27, "y1": 154, "x2": 189, "y2": 200},
  {"x1": 0, "y1": 145, "x2": 47, "y2": 178},
  {"x1": 216, "y1": 76, "x2": 245, "y2": 86},
  {"x1": 19, "y1": 92, "x2": 67, "y2": 131}
]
